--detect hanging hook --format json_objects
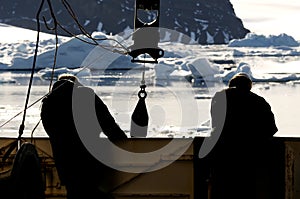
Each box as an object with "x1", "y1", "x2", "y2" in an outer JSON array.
[
  {"x1": 138, "y1": 84, "x2": 147, "y2": 99},
  {"x1": 130, "y1": 88, "x2": 149, "y2": 138},
  {"x1": 130, "y1": 58, "x2": 149, "y2": 137}
]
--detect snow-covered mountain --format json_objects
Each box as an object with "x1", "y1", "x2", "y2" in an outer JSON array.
[{"x1": 0, "y1": 0, "x2": 249, "y2": 44}]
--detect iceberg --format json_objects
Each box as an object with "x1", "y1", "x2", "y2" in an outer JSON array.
[{"x1": 228, "y1": 33, "x2": 299, "y2": 47}]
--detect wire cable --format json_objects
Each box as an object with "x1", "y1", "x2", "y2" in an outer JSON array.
[
  {"x1": 0, "y1": 0, "x2": 138, "y2": 133},
  {"x1": 17, "y1": 0, "x2": 46, "y2": 140}
]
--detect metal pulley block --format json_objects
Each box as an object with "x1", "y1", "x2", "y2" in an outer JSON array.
[{"x1": 128, "y1": 0, "x2": 164, "y2": 63}]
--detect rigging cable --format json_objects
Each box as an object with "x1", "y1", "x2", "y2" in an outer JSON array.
[
  {"x1": 0, "y1": 0, "x2": 139, "y2": 133},
  {"x1": 61, "y1": 0, "x2": 130, "y2": 54},
  {"x1": 17, "y1": 0, "x2": 46, "y2": 141},
  {"x1": 0, "y1": 37, "x2": 122, "y2": 131},
  {"x1": 16, "y1": 0, "x2": 58, "y2": 140}
]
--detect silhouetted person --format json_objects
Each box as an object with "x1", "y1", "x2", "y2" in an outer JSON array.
[
  {"x1": 209, "y1": 73, "x2": 277, "y2": 199},
  {"x1": 40, "y1": 74, "x2": 127, "y2": 199}
]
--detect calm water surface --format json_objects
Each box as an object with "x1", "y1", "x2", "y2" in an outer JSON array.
[{"x1": 0, "y1": 71, "x2": 299, "y2": 138}]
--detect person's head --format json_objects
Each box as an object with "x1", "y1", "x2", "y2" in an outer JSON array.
[
  {"x1": 228, "y1": 73, "x2": 252, "y2": 91},
  {"x1": 57, "y1": 73, "x2": 78, "y2": 83},
  {"x1": 52, "y1": 74, "x2": 81, "y2": 91}
]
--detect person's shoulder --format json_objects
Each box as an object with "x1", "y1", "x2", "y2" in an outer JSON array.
[
  {"x1": 214, "y1": 88, "x2": 227, "y2": 96},
  {"x1": 249, "y1": 91, "x2": 266, "y2": 101},
  {"x1": 76, "y1": 85, "x2": 93, "y2": 91},
  {"x1": 53, "y1": 79, "x2": 74, "y2": 88},
  {"x1": 224, "y1": 87, "x2": 236, "y2": 94},
  {"x1": 212, "y1": 89, "x2": 226, "y2": 101},
  {"x1": 249, "y1": 91, "x2": 271, "y2": 106},
  {"x1": 222, "y1": 87, "x2": 238, "y2": 98},
  {"x1": 74, "y1": 85, "x2": 95, "y2": 96}
]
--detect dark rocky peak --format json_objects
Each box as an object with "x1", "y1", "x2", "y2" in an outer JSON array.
[{"x1": 0, "y1": 0, "x2": 249, "y2": 44}]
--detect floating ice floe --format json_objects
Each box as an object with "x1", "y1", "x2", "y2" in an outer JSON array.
[
  {"x1": 0, "y1": 77, "x2": 16, "y2": 84},
  {"x1": 2, "y1": 24, "x2": 300, "y2": 85},
  {"x1": 0, "y1": 72, "x2": 17, "y2": 84},
  {"x1": 221, "y1": 62, "x2": 300, "y2": 83},
  {"x1": 37, "y1": 67, "x2": 91, "y2": 80},
  {"x1": 155, "y1": 58, "x2": 219, "y2": 79},
  {"x1": 152, "y1": 125, "x2": 211, "y2": 138}
]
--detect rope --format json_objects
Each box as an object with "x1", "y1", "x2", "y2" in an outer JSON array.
[
  {"x1": 130, "y1": 54, "x2": 149, "y2": 137},
  {"x1": 0, "y1": 96, "x2": 45, "y2": 129},
  {"x1": 17, "y1": 0, "x2": 45, "y2": 140},
  {"x1": 141, "y1": 55, "x2": 146, "y2": 85},
  {"x1": 30, "y1": 119, "x2": 41, "y2": 143},
  {"x1": 48, "y1": 28, "x2": 59, "y2": 91},
  {"x1": 138, "y1": 56, "x2": 147, "y2": 99},
  {"x1": 0, "y1": 0, "x2": 140, "y2": 134},
  {"x1": 18, "y1": 0, "x2": 56, "y2": 139},
  {"x1": 61, "y1": 0, "x2": 132, "y2": 54},
  {"x1": 0, "y1": 41, "x2": 114, "y2": 131}
]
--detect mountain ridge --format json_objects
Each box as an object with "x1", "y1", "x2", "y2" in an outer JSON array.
[{"x1": 0, "y1": 0, "x2": 250, "y2": 44}]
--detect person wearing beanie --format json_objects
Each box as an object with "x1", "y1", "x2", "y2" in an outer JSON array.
[
  {"x1": 41, "y1": 74, "x2": 127, "y2": 199},
  {"x1": 208, "y1": 72, "x2": 278, "y2": 199}
]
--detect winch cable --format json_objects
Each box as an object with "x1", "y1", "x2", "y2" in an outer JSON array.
[
  {"x1": 130, "y1": 55, "x2": 149, "y2": 137},
  {"x1": 0, "y1": 36, "x2": 125, "y2": 131},
  {"x1": 0, "y1": 0, "x2": 136, "y2": 132},
  {"x1": 0, "y1": 0, "x2": 134, "y2": 131}
]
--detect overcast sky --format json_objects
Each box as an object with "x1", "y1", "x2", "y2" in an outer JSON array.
[{"x1": 230, "y1": 0, "x2": 300, "y2": 40}]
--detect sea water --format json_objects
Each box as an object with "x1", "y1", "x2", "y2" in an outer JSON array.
[
  {"x1": 0, "y1": 70, "x2": 299, "y2": 138},
  {"x1": 0, "y1": 71, "x2": 213, "y2": 138}
]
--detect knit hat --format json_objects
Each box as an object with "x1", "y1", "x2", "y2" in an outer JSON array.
[{"x1": 228, "y1": 72, "x2": 252, "y2": 91}]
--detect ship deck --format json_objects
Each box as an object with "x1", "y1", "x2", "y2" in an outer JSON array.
[{"x1": 0, "y1": 137, "x2": 299, "y2": 199}]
